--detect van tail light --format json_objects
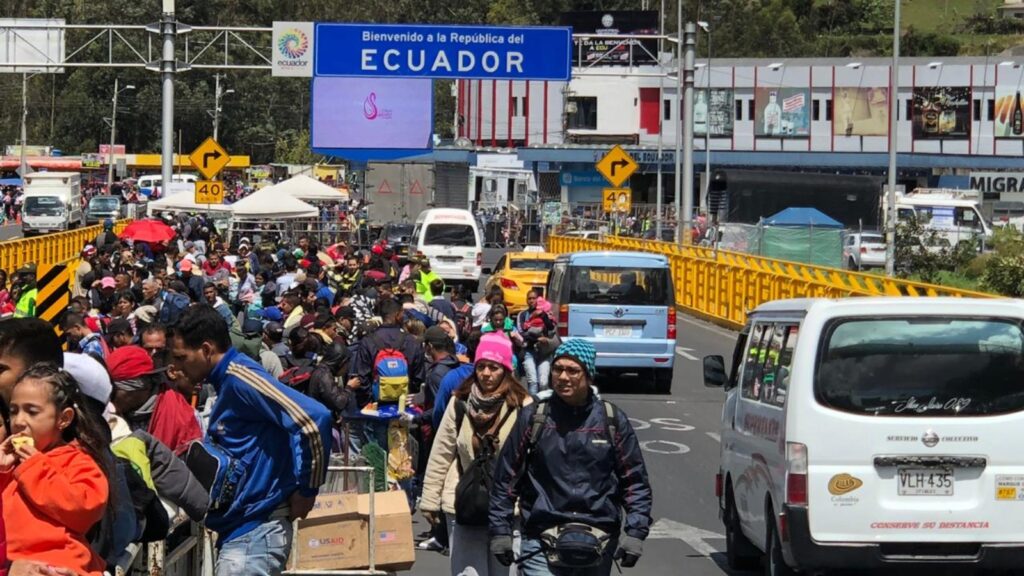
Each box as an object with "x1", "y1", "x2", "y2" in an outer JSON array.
[
  {"x1": 715, "y1": 472, "x2": 723, "y2": 499},
  {"x1": 558, "y1": 305, "x2": 568, "y2": 337},
  {"x1": 667, "y1": 307, "x2": 677, "y2": 340},
  {"x1": 476, "y1": 252, "x2": 483, "y2": 267},
  {"x1": 499, "y1": 278, "x2": 519, "y2": 290},
  {"x1": 785, "y1": 442, "x2": 809, "y2": 507}
]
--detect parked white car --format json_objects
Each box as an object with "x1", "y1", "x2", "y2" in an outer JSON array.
[{"x1": 843, "y1": 232, "x2": 886, "y2": 271}]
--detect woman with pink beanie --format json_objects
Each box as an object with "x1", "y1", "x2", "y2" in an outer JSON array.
[{"x1": 419, "y1": 333, "x2": 532, "y2": 576}]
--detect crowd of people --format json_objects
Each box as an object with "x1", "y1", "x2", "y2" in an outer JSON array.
[{"x1": 0, "y1": 217, "x2": 652, "y2": 576}]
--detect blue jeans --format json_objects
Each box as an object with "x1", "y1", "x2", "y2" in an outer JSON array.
[
  {"x1": 216, "y1": 515, "x2": 293, "y2": 576},
  {"x1": 517, "y1": 538, "x2": 615, "y2": 576},
  {"x1": 522, "y1": 351, "x2": 551, "y2": 396}
]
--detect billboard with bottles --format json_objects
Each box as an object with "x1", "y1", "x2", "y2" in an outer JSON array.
[
  {"x1": 911, "y1": 87, "x2": 970, "y2": 140},
  {"x1": 995, "y1": 87, "x2": 1024, "y2": 138}
]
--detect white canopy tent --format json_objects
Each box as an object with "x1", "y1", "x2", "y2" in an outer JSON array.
[
  {"x1": 267, "y1": 173, "x2": 349, "y2": 202},
  {"x1": 229, "y1": 186, "x2": 319, "y2": 220},
  {"x1": 146, "y1": 193, "x2": 235, "y2": 216}
]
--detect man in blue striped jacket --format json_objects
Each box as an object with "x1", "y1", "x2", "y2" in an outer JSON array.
[{"x1": 171, "y1": 304, "x2": 333, "y2": 576}]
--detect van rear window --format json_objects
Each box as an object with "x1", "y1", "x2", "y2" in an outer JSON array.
[
  {"x1": 568, "y1": 266, "x2": 672, "y2": 306},
  {"x1": 423, "y1": 224, "x2": 476, "y2": 246},
  {"x1": 816, "y1": 318, "x2": 1024, "y2": 416}
]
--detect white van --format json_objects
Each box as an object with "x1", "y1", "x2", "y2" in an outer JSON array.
[
  {"x1": 411, "y1": 208, "x2": 483, "y2": 291},
  {"x1": 138, "y1": 173, "x2": 197, "y2": 198},
  {"x1": 892, "y1": 189, "x2": 993, "y2": 248},
  {"x1": 705, "y1": 297, "x2": 1024, "y2": 574},
  {"x1": 21, "y1": 171, "x2": 83, "y2": 236}
]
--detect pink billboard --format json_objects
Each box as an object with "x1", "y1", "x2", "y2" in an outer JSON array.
[{"x1": 311, "y1": 77, "x2": 433, "y2": 150}]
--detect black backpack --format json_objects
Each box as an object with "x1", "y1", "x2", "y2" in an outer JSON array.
[{"x1": 452, "y1": 399, "x2": 515, "y2": 526}]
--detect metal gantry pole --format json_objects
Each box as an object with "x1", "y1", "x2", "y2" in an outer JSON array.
[
  {"x1": 885, "y1": 0, "x2": 901, "y2": 277},
  {"x1": 160, "y1": 0, "x2": 176, "y2": 187},
  {"x1": 681, "y1": 22, "x2": 696, "y2": 244},
  {"x1": 107, "y1": 77, "x2": 118, "y2": 194}
]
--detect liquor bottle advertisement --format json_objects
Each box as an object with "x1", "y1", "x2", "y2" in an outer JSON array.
[
  {"x1": 694, "y1": 89, "x2": 735, "y2": 137},
  {"x1": 832, "y1": 87, "x2": 889, "y2": 137},
  {"x1": 994, "y1": 86, "x2": 1024, "y2": 138},
  {"x1": 754, "y1": 88, "x2": 810, "y2": 138},
  {"x1": 911, "y1": 86, "x2": 971, "y2": 140}
]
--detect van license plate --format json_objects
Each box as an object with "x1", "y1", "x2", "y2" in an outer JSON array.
[
  {"x1": 602, "y1": 326, "x2": 633, "y2": 338},
  {"x1": 898, "y1": 468, "x2": 954, "y2": 496}
]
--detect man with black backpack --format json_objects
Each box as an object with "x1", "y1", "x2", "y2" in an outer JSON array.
[
  {"x1": 349, "y1": 298, "x2": 426, "y2": 450},
  {"x1": 489, "y1": 339, "x2": 653, "y2": 575}
]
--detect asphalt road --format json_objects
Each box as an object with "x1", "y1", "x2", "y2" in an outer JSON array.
[
  {"x1": 0, "y1": 223, "x2": 23, "y2": 242},
  {"x1": 407, "y1": 313, "x2": 745, "y2": 576}
]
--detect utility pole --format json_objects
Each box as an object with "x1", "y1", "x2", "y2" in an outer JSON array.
[
  {"x1": 698, "y1": 21, "x2": 711, "y2": 214},
  {"x1": 680, "y1": 22, "x2": 696, "y2": 244},
  {"x1": 160, "y1": 0, "x2": 176, "y2": 188},
  {"x1": 885, "y1": 0, "x2": 901, "y2": 276},
  {"x1": 673, "y1": 4, "x2": 683, "y2": 244},
  {"x1": 19, "y1": 73, "x2": 28, "y2": 178},
  {"x1": 107, "y1": 79, "x2": 134, "y2": 194},
  {"x1": 655, "y1": 0, "x2": 665, "y2": 239}
]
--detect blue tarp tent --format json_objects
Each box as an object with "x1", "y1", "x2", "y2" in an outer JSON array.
[
  {"x1": 0, "y1": 178, "x2": 22, "y2": 187},
  {"x1": 764, "y1": 207, "x2": 843, "y2": 228}
]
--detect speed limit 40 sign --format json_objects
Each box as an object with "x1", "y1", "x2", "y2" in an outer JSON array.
[{"x1": 195, "y1": 180, "x2": 224, "y2": 204}]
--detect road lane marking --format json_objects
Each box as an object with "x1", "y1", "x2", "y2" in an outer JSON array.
[
  {"x1": 678, "y1": 314, "x2": 738, "y2": 340},
  {"x1": 649, "y1": 518, "x2": 723, "y2": 557},
  {"x1": 706, "y1": 432, "x2": 721, "y2": 442},
  {"x1": 639, "y1": 440, "x2": 690, "y2": 455},
  {"x1": 675, "y1": 346, "x2": 699, "y2": 361}
]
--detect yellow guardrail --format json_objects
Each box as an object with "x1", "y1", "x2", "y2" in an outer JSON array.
[
  {"x1": 0, "y1": 219, "x2": 131, "y2": 273},
  {"x1": 547, "y1": 235, "x2": 995, "y2": 330}
]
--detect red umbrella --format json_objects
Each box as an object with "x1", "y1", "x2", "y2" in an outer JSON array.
[{"x1": 119, "y1": 219, "x2": 176, "y2": 244}]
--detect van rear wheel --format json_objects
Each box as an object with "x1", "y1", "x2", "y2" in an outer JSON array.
[
  {"x1": 725, "y1": 490, "x2": 760, "y2": 570},
  {"x1": 765, "y1": 506, "x2": 796, "y2": 576},
  {"x1": 654, "y1": 368, "x2": 673, "y2": 394}
]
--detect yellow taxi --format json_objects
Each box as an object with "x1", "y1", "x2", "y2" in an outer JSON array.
[{"x1": 484, "y1": 250, "x2": 558, "y2": 313}]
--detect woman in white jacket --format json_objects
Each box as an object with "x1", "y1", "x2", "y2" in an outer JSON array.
[{"x1": 420, "y1": 333, "x2": 531, "y2": 576}]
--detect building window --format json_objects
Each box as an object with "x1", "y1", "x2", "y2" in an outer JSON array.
[
  {"x1": 511, "y1": 97, "x2": 519, "y2": 117},
  {"x1": 973, "y1": 99, "x2": 981, "y2": 121},
  {"x1": 748, "y1": 100, "x2": 756, "y2": 121},
  {"x1": 988, "y1": 98, "x2": 996, "y2": 121},
  {"x1": 736, "y1": 99, "x2": 743, "y2": 120},
  {"x1": 826, "y1": 99, "x2": 833, "y2": 121},
  {"x1": 567, "y1": 97, "x2": 598, "y2": 130},
  {"x1": 813, "y1": 99, "x2": 820, "y2": 121},
  {"x1": 905, "y1": 99, "x2": 912, "y2": 121},
  {"x1": 664, "y1": 99, "x2": 672, "y2": 121}
]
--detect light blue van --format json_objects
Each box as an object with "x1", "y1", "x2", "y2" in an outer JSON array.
[{"x1": 547, "y1": 251, "x2": 676, "y2": 393}]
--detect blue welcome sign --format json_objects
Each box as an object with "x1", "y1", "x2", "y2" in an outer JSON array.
[{"x1": 314, "y1": 23, "x2": 572, "y2": 81}]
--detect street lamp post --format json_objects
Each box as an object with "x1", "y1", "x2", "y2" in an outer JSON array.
[
  {"x1": 698, "y1": 21, "x2": 711, "y2": 214},
  {"x1": 107, "y1": 78, "x2": 135, "y2": 194},
  {"x1": 885, "y1": 0, "x2": 901, "y2": 276},
  {"x1": 212, "y1": 73, "x2": 235, "y2": 141}
]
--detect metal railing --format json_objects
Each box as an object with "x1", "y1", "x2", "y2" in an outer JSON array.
[
  {"x1": 0, "y1": 219, "x2": 130, "y2": 273},
  {"x1": 548, "y1": 234, "x2": 996, "y2": 329}
]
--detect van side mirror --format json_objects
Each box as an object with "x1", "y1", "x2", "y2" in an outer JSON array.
[
  {"x1": 482, "y1": 267, "x2": 492, "y2": 275},
  {"x1": 703, "y1": 355, "x2": 728, "y2": 388}
]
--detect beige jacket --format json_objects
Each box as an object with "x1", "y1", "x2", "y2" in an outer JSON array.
[{"x1": 419, "y1": 395, "x2": 531, "y2": 515}]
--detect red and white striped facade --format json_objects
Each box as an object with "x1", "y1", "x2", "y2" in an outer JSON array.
[{"x1": 456, "y1": 79, "x2": 566, "y2": 147}]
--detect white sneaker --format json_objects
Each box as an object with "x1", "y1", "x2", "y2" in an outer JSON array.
[{"x1": 418, "y1": 537, "x2": 444, "y2": 551}]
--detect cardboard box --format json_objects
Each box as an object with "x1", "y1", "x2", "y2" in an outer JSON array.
[{"x1": 289, "y1": 491, "x2": 415, "y2": 572}]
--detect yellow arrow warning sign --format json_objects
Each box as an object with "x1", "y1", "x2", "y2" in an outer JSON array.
[{"x1": 596, "y1": 145, "x2": 638, "y2": 188}]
